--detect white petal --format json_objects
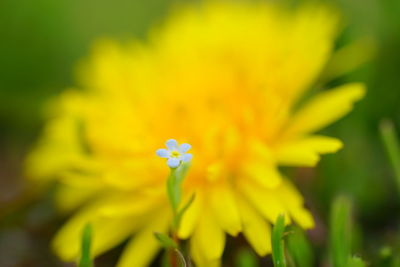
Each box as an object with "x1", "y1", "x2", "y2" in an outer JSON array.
[
  {"x1": 167, "y1": 158, "x2": 180, "y2": 168},
  {"x1": 179, "y1": 143, "x2": 192, "y2": 153},
  {"x1": 166, "y1": 139, "x2": 178, "y2": 150},
  {"x1": 182, "y1": 153, "x2": 192, "y2": 162},
  {"x1": 156, "y1": 149, "x2": 169, "y2": 158}
]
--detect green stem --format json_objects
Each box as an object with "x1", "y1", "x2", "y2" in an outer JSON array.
[
  {"x1": 79, "y1": 224, "x2": 93, "y2": 267},
  {"x1": 166, "y1": 164, "x2": 192, "y2": 267},
  {"x1": 272, "y1": 214, "x2": 287, "y2": 267},
  {"x1": 167, "y1": 168, "x2": 181, "y2": 216}
]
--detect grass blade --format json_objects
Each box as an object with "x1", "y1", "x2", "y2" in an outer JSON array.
[
  {"x1": 330, "y1": 196, "x2": 352, "y2": 267},
  {"x1": 286, "y1": 225, "x2": 314, "y2": 267},
  {"x1": 272, "y1": 214, "x2": 287, "y2": 267},
  {"x1": 79, "y1": 224, "x2": 93, "y2": 267},
  {"x1": 380, "y1": 119, "x2": 400, "y2": 193}
]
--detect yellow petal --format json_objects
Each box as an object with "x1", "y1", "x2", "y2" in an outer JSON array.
[
  {"x1": 117, "y1": 210, "x2": 169, "y2": 267},
  {"x1": 191, "y1": 238, "x2": 222, "y2": 267},
  {"x1": 58, "y1": 171, "x2": 102, "y2": 188},
  {"x1": 102, "y1": 159, "x2": 167, "y2": 190},
  {"x1": 244, "y1": 139, "x2": 282, "y2": 188},
  {"x1": 98, "y1": 191, "x2": 163, "y2": 218},
  {"x1": 244, "y1": 162, "x2": 282, "y2": 188},
  {"x1": 52, "y1": 200, "x2": 142, "y2": 261},
  {"x1": 240, "y1": 181, "x2": 289, "y2": 224},
  {"x1": 237, "y1": 197, "x2": 271, "y2": 256},
  {"x1": 275, "y1": 135, "x2": 343, "y2": 166},
  {"x1": 288, "y1": 205, "x2": 314, "y2": 229},
  {"x1": 277, "y1": 179, "x2": 314, "y2": 229},
  {"x1": 25, "y1": 90, "x2": 98, "y2": 184},
  {"x1": 296, "y1": 135, "x2": 343, "y2": 153},
  {"x1": 210, "y1": 184, "x2": 242, "y2": 236},
  {"x1": 191, "y1": 210, "x2": 226, "y2": 260},
  {"x1": 178, "y1": 191, "x2": 203, "y2": 239},
  {"x1": 283, "y1": 83, "x2": 365, "y2": 138},
  {"x1": 55, "y1": 183, "x2": 101, "y2": 212}
]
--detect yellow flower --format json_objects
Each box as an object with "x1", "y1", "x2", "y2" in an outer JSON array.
[{"x1": 26, "y1": 2, "x2": 365, "y2": 267}]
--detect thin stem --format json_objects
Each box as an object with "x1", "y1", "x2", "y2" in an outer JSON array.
[
  {"x1": 167, "y1": 166, "x2": 183, "y2": 267},
  {"x1": 79, "y1": 224, "x2": 93, "y2": 267},
  {"x1": 164, "y1": 163, "x2": 193, "y2": 267},
  {"x1": 272, "y1": 214, "x2": 287, "y2": 267}
]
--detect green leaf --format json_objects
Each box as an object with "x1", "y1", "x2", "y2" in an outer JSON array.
[
  {"x1": 380, "y1": 119, "x2": 400, "y2": 195},
  {"x1": 272, "y1": 214, "x2": 287, "y2": 267},
  {"x1": 286, "y1": 225, "x2": 314, "y2": 267},
  {"x1": 348, "y1": 256, "x2": 366, "y2": 267},
  {"x1": 154, "y1": 232, "x2": 178, "y2": 249},
  {"x1": 378, "y1": 246, "x2": 400, "y2": 267},
  {"x1": 330, "y1": 196, "x2": 352, "y2": 267},
  {"x1": 79, "y1": 224, "x2": 93, "y2": 267},
  {"x1": 235, "y1": 248, "x2": 259, "y2": 267}
]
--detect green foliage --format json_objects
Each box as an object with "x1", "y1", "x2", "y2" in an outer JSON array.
[
  {"x1": 348, "y1": 256, "x2": 366, "y2": 267},
  {"x1": 330, "y1": 196, "x2": 352, "y2": 267},
  {"x1": 79, "y1": 224, "x2": 93, "y2": 267},
  {"x1": 380, "y1": 119, "x2": 400, "y2": 194},
  {"x1": 330, "y1": 196, "x2": 367, "y2": 267},
  {"x1": 154, "y1": 232, "x2": 178, "y2": 249},
  {"x1": 379, "y1": 246, "x2": 400, "y2": 267},
  {"x1": 235, "y1": 248, "x2": 259, "y2": 267},
  {"x1": 286, "y1": 225, "x2": 314, "y2": 267},
  {"x1": 272, "y1": 214, "x2": 287, "y2": 267}
]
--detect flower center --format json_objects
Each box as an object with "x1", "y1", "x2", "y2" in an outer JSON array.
[{"x1": 170, "y1": 151, "x2": 181, "y2": 158}]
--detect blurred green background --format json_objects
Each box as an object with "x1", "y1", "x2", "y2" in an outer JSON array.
[{"x1": 0, "y1": 0, "x2": 400, "y2": 266}]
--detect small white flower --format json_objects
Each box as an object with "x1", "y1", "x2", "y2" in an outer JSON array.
[{"x1": 156, "y1": 139, "x2": 192, "y2": 168}]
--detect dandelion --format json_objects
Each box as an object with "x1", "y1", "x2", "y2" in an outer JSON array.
[
  {"x1": 156, "y1": 139, "x2": 192, "y2": 168},
  {"x1": 26, "y1": 2, "x2": 365, "y2": 267}
]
